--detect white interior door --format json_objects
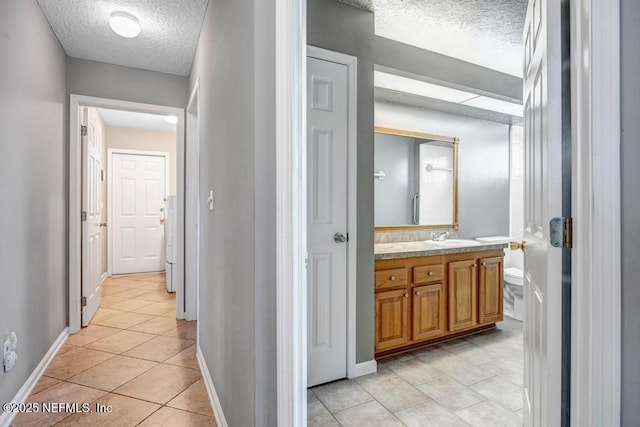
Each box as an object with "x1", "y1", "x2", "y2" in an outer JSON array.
[
  {"x1": 522, "y1": 0, "x2": 563, "y2": 424},
  {"x1": 81, "y1": 108, "x2": 103, "y2": 326},
  {"x1": 307, "y1": 56, "x2": 349, "y2": 387},
  {"x1": 112, "y1": 153, "x2": 167, "y2": 275}
]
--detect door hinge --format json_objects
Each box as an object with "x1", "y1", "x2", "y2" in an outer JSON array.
[
  {"x1": 81, "y1": 211, "x2": 87, "y2": 222},
  {"x1": 81, "y1": 297, "x2": 87, "y2": 307},
  {"x1": 81, "y1": 125, "x2": 87, "y2": 136},
  {"x1": 550, "y1": 217, "x2": 573, "y2": 248}
]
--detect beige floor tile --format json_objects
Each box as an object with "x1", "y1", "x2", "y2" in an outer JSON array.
[
  {"x1": 99, "y1": 295, "x2": 128, "y2": 308},
  {"x1": 333, "y1": 401, "x2": 404, "y2": 427},
  {"x1": 85, "y1": 330, "x2": 157, "y2": 354},
  {"x1": 128, "y1": 316, "x2": 183, "y2": 335},
  {"x1": 431, "y1": 356, "x2": 495, "y2": 386},
  {"x1": 113, "y1": 288, "x2": 153, "y2": 299},
  {"x1": 417, "y1": 375, "x2": 486, "y2": 411},
  {"x1": 162, "y1": 309, "x2": 177, "y2": 317},
  {"x1": 67, "y1": 355, "x2": 158, "y2": 391},
  {"x1": 163, "y1": 322, "x2": 197, "y2": 340},
  {"x1": 137, "y1": 291, "x2": 174, "y2": 302},
  {"x1": 101, "y1": 286, "x2": 129, "y2": 296},
  {"x1": 13, "y1": 382, "x2": 106, "y2": 427},
  {"x1": 164, "y1": 344, "x2": 199, "y2": 369},
  {"x1": 308, "y1": 395, "x2": 340, "y2": 427},
  {"x1": 455, "y1": 400, "x2": 523, "y2": 427},
  {"x1": 446, "y1": 343, "x2": 496, "y2": 366},
  {"x1": 167, "y1": 379, "x2": 214, "y2": 417},
  {"x1": 123, "y1": 336, "x2": 194, "y2": 362},
  {"x1": 44, "y1": 347, "x2": 115, "y2": 380},
  {"x1": 132, "y1": 300, "x2": 176, "y2": 315},
  {"x1": 395, "y1": 400, "x2": 469, "y2": 427},
  {"x1": 30, "y1": 376, "x2": 61, "y2": 395},
  {"x1": 312, "y1": 379, "x2": 373, "y2": 413},
  {"x1": 56, "y1": 393, "x2": 160, "y2": 427},
  {"x1": 91, "y1": 307, "x2": 126, "y2": 323},
  {"x1": 356, "y1": 368, "x2": 429, "y2": 413},
  {"x1": 92, "y1": 312, "x2": 155, "y2": 329},
  {"x1": 388, "y1": 357, "x2": 446, "y2": 386},
  {"x1": 479, "y1": 359, "x2": 524, "y2": 386},
  {"x1": 57, "y1": 344, "x2": 81, "y2": 356},
  {"x1": 65, "y1": 325, "x2": 120, "y2": 347},
  {"x1": 469, "y1": 376, "x2": 523, "y2": 412},
  {"x1": 138, "y1": 406, "x2": 216, "y2": 426},
  {"x1": 114, "y1": 364, "x2": 201, "y2": 404},
  {"x1": 108, "y1": 298, "x2": 154, "y2": 312}
]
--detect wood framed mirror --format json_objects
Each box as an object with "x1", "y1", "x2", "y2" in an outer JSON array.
[{"x1": 374, "y1": 126, "x2": 459, "y2": 231}]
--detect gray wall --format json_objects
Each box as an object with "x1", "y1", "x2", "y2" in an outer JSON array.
[
  {"x1": 66, "y1": 57, "x2": 189, "y2": 108},
  {"x1": 376, "y1": 102, "x2": 510, "y2": 238},
  {"x1": 620, "y1": 0, "x2": 640, "y2": 424},
  {"x1": 308, "y1": 0, "x2": 376, "y2": 363},
  {"x1": 0, "y1": 0, "x2": 67, "y2": 405},
  {"x1": 374, "y1": 134, "x2": 416, "y2": 225},
  {"x1": 189, "y1": 0, "x2": 277, "y2": 424}
]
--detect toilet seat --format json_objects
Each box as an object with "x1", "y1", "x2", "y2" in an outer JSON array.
[{"x1": 504, "y1": 267, "x2": 523, "y2": 286}]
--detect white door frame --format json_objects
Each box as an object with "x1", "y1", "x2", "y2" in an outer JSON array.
[
  {"x1": 107, "y1": 148, "x2": 171, "y2": 275},
  {"x1": 69, "y1": 94, "x2": 186, "y2": 333},
  {"x1": 570, "y1": 0, "x2": 621, "y2": 424},
  {"x1": 186, "y1": 80, "x2": 200, "y2": 323},
  {"x1": 275, "y1": 1, "x2": 621, "y2": 426},
  {"x1": 307, "y1": 46, "x2": 362, "y2": 381}
]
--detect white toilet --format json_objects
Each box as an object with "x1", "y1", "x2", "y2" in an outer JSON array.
[{"x1": 476, "y1": 236, "x2": 524, "y2": 321}]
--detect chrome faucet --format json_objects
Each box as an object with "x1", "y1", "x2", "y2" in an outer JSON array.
[{"x1": 431, "y1": 231, "x2": 450, "y2": 241}]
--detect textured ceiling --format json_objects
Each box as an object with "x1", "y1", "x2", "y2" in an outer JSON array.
[
  {"x1": 37, "y1": 0, "x2": 208, "y2": 76},
  {"x1": 338, "y1": 0, "x2": 527, "y2": 77},
  {"x1": 97, "y1": 108, "x2": 177, "y2": 132}
]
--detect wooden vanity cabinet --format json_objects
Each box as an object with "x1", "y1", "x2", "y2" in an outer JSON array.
[{"x1": 374, "y1": 248, "x2": 504, "y2": 356}]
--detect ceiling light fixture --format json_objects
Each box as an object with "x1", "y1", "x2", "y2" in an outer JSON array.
[
  {"x1": 163, "y1": 115, "x2": 178, "y2": 124},
  {"x1": 109, "y1": 11, "x2": 141, "y2": 38}
]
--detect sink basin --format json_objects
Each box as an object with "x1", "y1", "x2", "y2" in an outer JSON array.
[{"x1": 431, "y1": 239, "x2": 482, "y2": 247}]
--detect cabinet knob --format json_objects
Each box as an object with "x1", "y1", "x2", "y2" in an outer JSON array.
[
  {"x1": 415, "y1": 291, "x2": 421, "y2": 296},
  {"x1": 481, "y1": 262, "x2": 487, "y2": 267},
  {"x1": 389, "y1": 276, "x2": 396, "y2": 281},
  {"x1": 403, "y1": 293, "x2": 408, "y2": 298},
  {"x1": 428, "y1": 271, "x2": 434, "y2": 276},
  {"x1": 472, "y1": 263, "x2": 477, "y2": 268}
]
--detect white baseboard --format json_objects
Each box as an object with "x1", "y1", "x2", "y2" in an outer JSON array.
[
  {"x1": 100, "y1": 272, "x2": 108, "y2": 284},
  {"x1": 352, "y1": 359, "x2": 377, "y2": 378},
  {"x1": 196, "y1": 345, "x2": 228, "y2": 427},
  {"x1": 0, "y1": 328, "x2": 69, "y2": 427}
]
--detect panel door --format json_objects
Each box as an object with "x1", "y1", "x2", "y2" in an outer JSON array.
[
  {"x1": 448, "y1": 259, "x2": 477, "y2": 332},
  {"x1": 523, "y1": 0, "x2": 563, "y2": 424},
  {"x1": 412, "y1": 284, "x2": 445, "y2": 341},
  {"x1": 478, "y1": 256, "x2": 504, "y2": 325},
  {"x1": 112, "y1": 153, "x2": 166, "y2": 275},
  {"x1": 81, "y1": 108, "x2": 103, "y2": 326},
  {"x1": 306, "y1": 55, "x2": 349, "y2": 387},
  {"x1": 375, "y1": 289, "x2": 409, "y2": 352}
]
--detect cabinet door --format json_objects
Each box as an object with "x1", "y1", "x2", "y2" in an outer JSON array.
[
  {"x1": 375, "y1": 289, "x2": 409, "y2": 352},
  {"x1": 478, "y1": 256, "x2": 504, "y2": 324},
  {"x1": 412, "y1": 284, "x2": 445, "y2": 341},
  {"x1": 448, "y1": 259, "x2": 478, "y2": 332}
]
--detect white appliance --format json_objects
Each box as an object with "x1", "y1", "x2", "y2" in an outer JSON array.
[{"x1": 164, "y1": 196, "x2": 177, "y2": 293}]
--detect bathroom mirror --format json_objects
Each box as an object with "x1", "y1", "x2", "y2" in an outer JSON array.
[{"x1": 374, "y1": 126, "x2": 458, "y2": 230}]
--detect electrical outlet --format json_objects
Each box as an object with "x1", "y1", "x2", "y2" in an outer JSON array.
[
  {"x1": 3, "y1": 331, "x2": 17, "y2": 373},
  {"x1": 207, "y1": 190, "x2": 214, "y2": 211}
]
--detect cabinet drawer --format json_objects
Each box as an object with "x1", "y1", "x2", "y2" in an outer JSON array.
[
  {"x1": 375, "y1": 268, "x2": 408, "y2": 290},
  {"x1": 413, "y1": 264, "x2": 444, "y2": 284}
]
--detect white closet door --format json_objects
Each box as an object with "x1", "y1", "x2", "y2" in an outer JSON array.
[{"x1": 112, "y1": 153, "x2": 166, "y2": 275}]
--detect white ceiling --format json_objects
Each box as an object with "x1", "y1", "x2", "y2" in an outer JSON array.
[
  {"x1": 96, "y1": 108, "x2": 177, "y2": 132},
  {"x1": 341, "y1": 0, "x2": 527, "y2": 77},
  {"x1": 37, "y1": 0, "x2": 209, "y2": 76}
]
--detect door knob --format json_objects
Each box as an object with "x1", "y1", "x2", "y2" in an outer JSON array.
[
  {"x1": 333, "y1": 232, "x2": 347, "y2": 243},
  {"x1": 510, "y1": 241, "x2": 526, "y2": 252},
  {"x1": 99, "y1": 222, "x2": 107, "y2": 228},
  {"x1": 160, "y1": 218, "x2": 165, "y2": 224}
]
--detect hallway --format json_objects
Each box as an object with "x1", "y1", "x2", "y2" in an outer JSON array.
[{"x1": 13, "y1": 274, "x2": 215, "y2": 427}]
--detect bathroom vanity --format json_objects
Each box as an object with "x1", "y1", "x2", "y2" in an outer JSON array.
[{"x1": 374, "y1": 240, "x2": 507, "y2": 357}]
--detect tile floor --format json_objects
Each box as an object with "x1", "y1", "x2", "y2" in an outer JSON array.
[
  {"x1": 309, "y1": 317, "x2": 524, "y2": 427},
  {"x1": 13, "y1": 273, "x2": 217, "y2": 427}
]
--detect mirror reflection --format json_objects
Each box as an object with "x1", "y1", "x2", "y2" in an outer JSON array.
[{"x1": 374, "y1": 127, "x2": 458, "y2": 229}]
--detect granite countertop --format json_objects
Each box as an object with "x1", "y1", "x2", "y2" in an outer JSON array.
[{"x1": 375, "y1": 239, "x2": 508, "y2": 260}]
